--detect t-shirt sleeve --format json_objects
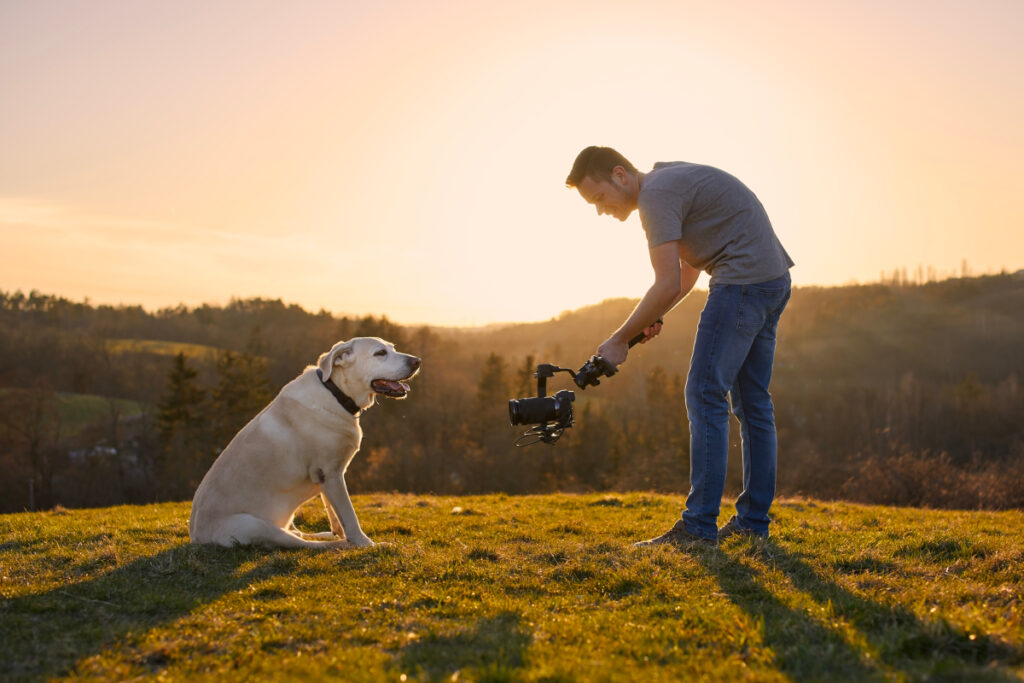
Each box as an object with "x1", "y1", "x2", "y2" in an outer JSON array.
[{"x1": 638, "y1": 189, "x2": 683, "y2": 248}]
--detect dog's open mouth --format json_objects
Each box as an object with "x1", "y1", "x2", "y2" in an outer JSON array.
[{"x1": 371, "y1": 379, "x2": 411, "y2": 398}]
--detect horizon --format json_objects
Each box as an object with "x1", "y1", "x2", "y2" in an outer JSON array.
[
  {"x1": 2, "y1": 1, "x2": 1022, "y2": 327},
  {"x1": 4, "y1": 264, "x2": 1019, "y2": 330}
]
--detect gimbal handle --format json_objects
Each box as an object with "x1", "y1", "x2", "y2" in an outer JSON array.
[
  {"x1": 626, "y1": 318, "x2": 664, "y2": 348},
  {"x1": 572, "y1": 319, "x2": 663, "y2": 389}
]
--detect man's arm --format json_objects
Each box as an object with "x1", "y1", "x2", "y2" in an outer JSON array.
[
  {"x1": 670, "y1": 259, "x2": 701, "y2": 310},
  {"x1": 597, "y1": 241, "x2": 682, "y2": 366},
  {"x1": 635, "y1": 257, "x2": 701, "y2": 343}
]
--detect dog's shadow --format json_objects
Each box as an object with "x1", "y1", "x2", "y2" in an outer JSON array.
[
  {"x1": 1, "y1": 542, "x2": 297, "y2": 680},
  {"x1": 397, "y1": 611, "x2": 531, "y2": 680}
]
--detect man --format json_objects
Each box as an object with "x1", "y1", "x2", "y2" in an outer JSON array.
[{"x1": 566, "y1": 146, "x2": 794, "y2": 547}]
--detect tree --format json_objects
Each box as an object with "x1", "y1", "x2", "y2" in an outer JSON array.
[
  {"x1": 156, "y1": 353, "x2": 208, "y2": 497},
  {"x1": 514, "y1": 355, "x2": 536, "y2": 399},
  {"x1": 351, "y1": 315, "x2": 407, "y2": 349},
  {"x1": 0, "y1": 388, "x2": 60, "y2": 509},
  {"x1": 157, "y1": 354, "x2": 205, "y2": 444},
  {"x1": 467, "y1": 353, "x2": 511, "y2": 488},
  {"x1": 477, "y1": 353, "x2": 510, "y2": 405},
  {"x1": 210, "y1": 350, "x2": 273, "y2": 451}
]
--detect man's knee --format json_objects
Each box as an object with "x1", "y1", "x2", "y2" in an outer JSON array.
[
  {"x1": 685, "y1": 378, "x2": 729, "y2": 422},
  {"x1": 735, "y1": 394, "x2": 775, "y2": 428},
  {"x1": 730, "y1": 397, "x2": 746, "y2": 423}
]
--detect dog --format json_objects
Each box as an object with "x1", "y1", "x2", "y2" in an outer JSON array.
[{"x1": 189, "y1": 337, "x2": 420, "y2": 548}]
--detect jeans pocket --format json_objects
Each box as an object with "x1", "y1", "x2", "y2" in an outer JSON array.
[{"x1": 737, "y1": 281, "x2": 789, "y2": 335}]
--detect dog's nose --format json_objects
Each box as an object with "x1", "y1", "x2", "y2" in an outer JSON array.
[{"x1": 409, "y1": 356, "x2": 422, "y2": 371}]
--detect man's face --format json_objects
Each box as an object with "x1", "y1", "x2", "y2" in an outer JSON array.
[{"x1": 575, "y1": 169, "x2": 636, "y2": 222}]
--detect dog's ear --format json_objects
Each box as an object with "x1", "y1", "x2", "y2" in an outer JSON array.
[{"x1": 317, "y1": 340, "x2": 355, "y2": 378}]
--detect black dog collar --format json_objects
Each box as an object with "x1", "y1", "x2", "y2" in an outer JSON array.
[{"x1": 316, "y1": 368, "x2": 361, "y2": 417}]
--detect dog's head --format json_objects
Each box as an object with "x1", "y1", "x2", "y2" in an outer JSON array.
[{"x1": 317, "y1": 337, "x2": 421, "y2": 409}]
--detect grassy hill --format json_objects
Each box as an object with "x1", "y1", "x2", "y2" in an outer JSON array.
[
  {"x1": 0, "y1": 390, "x2": 146, "y2": 440},
  {"x1": 55, "y1": 393, "x2": 147, "y2": 438},
  {"x1": 105, "y1": 338, "x2": 222, "y2": 360},
  {"x1": 1, "y1": 494, "x2": 1021, "y2": 681}
]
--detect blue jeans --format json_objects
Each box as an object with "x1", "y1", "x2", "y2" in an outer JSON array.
[{"x1": 681, "y1": 272, "x2": 791, "y2": 539}]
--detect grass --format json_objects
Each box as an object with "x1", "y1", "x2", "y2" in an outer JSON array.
[
  {"x1": 105, "y1": 338, "x2": 221, "y2": 360},
  {"x1": 1, "y1": 494, "x2": 1021, "y2": 681},
  {"x1": 0, "y1": 389, "x2": 146, "y2": 438},
  {"x1": 55, "y1": 393, "x2": 146, "y2": 437}
]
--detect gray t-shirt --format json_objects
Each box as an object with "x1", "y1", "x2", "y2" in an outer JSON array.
[{"x1": 638, "y1": 161, "x2": 794, "y2": 284}]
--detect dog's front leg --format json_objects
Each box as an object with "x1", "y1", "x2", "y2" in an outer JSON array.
[
  {"x1": 320, "y1": 492, "x2": 346, "y2": 540},
  {"x1": 319, "y1": 474, "x2": 374, "y2": 548}
]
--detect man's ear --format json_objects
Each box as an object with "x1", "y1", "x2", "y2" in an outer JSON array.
[
  {"x1": 610, "y1": 165, "x2": 629, "y2": 187},
  {"x1": 317, "y1": 340, "x2": 354, "y2": 378}
]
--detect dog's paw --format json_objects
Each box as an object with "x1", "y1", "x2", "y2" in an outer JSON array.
[{"x1": 349, "y1": 535, "x2": 376, "y2": 548}]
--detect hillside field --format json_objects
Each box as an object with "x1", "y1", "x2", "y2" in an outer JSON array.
[
  {"x1": 5, "y1": 277, "x2": 1024, "y2": 511},
  {"x1": 105, "y1": 338, "x2": 222, "y2": 360},
  {"x1": 1, "y1": 494, "x2": 1021, "y2": 681},
  {"x1": 54, "y1": 393, "x2": 147, "y2": 438}
]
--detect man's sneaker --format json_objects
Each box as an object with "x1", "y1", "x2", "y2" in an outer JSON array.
[
  {"x1": 717, "y1": 516, "x2": 765, "y2": 541},
  {"x1": 633, "y1": 521, "x2": 717, "y2": 549}
]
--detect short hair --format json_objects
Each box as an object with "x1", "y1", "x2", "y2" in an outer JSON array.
[{"x1": 565, "y1": 146, "x2": 638, "y2": 188}]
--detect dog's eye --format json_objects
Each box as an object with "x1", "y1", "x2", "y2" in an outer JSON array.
[{"x1": 374, "y1": 349, "x2": 387, "y2": 357}]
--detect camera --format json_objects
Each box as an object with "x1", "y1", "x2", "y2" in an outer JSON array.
[
  {"x1": 508, "y1": 389, "x2": 575, "y2": 427},
  {"x1": 507, "y1": 320, "x2": 662, "y2": 446},
  {"x1": 508, "y1": 364, "x2": 576, "y2": 445}
]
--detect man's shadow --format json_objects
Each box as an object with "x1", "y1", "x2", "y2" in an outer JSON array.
[
  {"x1": 1, "y1": 542, "x2": 300, "y2": 681},
  {"x1": 696, "y1": 540, "x2": 1022, "y2": 680}
]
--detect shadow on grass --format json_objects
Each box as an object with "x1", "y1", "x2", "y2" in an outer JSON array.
[
  {"x1": 700, "y1": 540, "x2": 1023, "y2": 681},
  {"x1": 694, "y1": 545, "x2": 883, "y2": 681},
  {"x1": 398, "y1": 611, "x2": 531, "y2": 681},
  {"x1": 0, "y1": 543, "x2": 299, "y2": 681},
  {"x1": 0, "y1": 539, "x2": 38, "y2": 553},
  {"x1": 772, "y1": 543, "x2": 1020, "y2": 671}
]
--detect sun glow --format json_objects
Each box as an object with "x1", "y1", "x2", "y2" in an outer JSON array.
[{"x1": 2, "y1": 1, "x2": 1021, "y2": 326}]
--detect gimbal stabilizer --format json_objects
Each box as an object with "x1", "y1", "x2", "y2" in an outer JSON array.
[{"x1": 508, "y1": 320, "x2": 662, "y2": 446}]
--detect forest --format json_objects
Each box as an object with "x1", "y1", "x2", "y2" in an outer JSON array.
[{"x1": 2, "y1": 272, "x2": 1023, "y2": 513}]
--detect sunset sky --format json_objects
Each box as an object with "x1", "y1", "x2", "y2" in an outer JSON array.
[{"x1": 2, "y1": 0, "x2": 1022, "y2": 326}]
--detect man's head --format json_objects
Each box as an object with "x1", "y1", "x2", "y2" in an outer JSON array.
[{"x1": 566, "y1": 146, "x2": 640, "y2": 221}]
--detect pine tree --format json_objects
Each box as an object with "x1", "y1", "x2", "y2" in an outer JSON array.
[
  {"x1": 210, "y1": 349, "x2": 273, "y2": 450},
  {"x1": 514, "y1": 355, "x2": 536, "y2": 398},
  {"x1": 352, "y1": 315, "x2": 407, "y2": 348},
  {"x1": 156, "y1": 353, "x2": 208, "y2": 497},
  {"x1": 477, "y1": 353, "x2": 509, "y2": 404},
  {"x1": 157, "y1": 353, "x2": 205, "y2": 446}
]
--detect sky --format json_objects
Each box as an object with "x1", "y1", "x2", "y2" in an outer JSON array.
[{"x1": 1, "y1": 0, "x2": 1022, "y2": 326}]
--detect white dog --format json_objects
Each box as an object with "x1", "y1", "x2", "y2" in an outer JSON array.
[{"x1": 189, "y1": 337, "x2": 420, "y2": 548}]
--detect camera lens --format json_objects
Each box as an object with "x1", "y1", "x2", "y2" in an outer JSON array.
[
  {"x1": 508, "y1": 391, "x2": 574, "y2": 426},
  {"x1": 508, "y1": 399, "x2": 523, "y2": 425},
  {"x1": 508, "y1": 396, "x2": 553, "y2": 425}
]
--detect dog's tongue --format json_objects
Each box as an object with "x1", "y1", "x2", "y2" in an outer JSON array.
[{"x1": 371, "y1": 380, "x2": 410, "y2": 396}]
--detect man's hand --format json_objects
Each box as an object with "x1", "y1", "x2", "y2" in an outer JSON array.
[
  {"x1": 637, "y1": 320, "x2": 663, "y2": 343},
  {"x1": 597, "y1": 337, "x2": 629, "y2": 367}
]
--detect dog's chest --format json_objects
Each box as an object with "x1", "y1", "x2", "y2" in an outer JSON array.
[{"x1": 339, "y1": 425, "x2": 362, "y2": 465}]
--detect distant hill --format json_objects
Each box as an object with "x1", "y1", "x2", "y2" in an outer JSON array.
[
  {"x1": 2, "y1": 274, "x2": 1022, "y2": 511},
  {"x1": 105, "y1": 339, "x2": 221, "y2": 360}
]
